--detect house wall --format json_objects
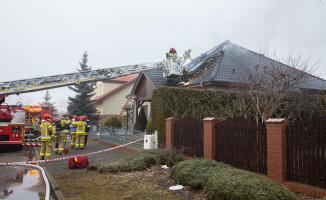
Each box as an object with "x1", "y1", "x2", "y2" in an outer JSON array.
[
  {"x1": 102, "y1": 83, "x2": 135, "y2": 115},
  {"x1": 96, "y1": 103, "x2": 103, "y2": 115},
  {"x1": 92, "y1": 81, "x2": 122, "y2": 100}
]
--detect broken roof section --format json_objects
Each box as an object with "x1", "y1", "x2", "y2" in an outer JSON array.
[{"x1": 185, "y1": 40, "x2": 326, "y2": 91}]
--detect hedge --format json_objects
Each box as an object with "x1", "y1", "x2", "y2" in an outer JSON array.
[
  {"x1": 151, "y1": 87, "x2": 239, "y2": 146},
  {"x1": 151, "y1": 87, "x2": 324, "y2": 147},
  {"x1": 170, "y1": 159, "x2": 297, "y2": 200}
]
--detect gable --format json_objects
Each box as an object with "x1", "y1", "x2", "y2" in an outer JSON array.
[{"x1": 133, "y1": 73, "x2": 155, "y2": 101}]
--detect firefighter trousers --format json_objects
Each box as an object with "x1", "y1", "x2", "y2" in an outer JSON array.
[
  {"x1": 40, "y1": 140, "x2": 52, "y2": 160},
  {"x1": 76, "y1": 133, "x2": 85, "y2": 149},
  {"x1": 58, "y1": 131, "x2": 68, "y2": 154},
  {"x1": 70, "y1": 132, "x2": 76, "y2": 148},
  {"x1": 53, "y1": 135, "x2": 59, "y2": 153}
]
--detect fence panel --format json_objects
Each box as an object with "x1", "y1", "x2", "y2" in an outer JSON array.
[
  {"x1": 174, "y1": 117, "x2": 203, "y2": 158},
  {"x1": 286, "y1": 116, "x2": 326, "y2": 189},
  {"x1": 215, "y1": 117, "x2": 267, "y2": 174},
  {"x1": 89, "y1": 126, "x2": 144, "y2": 151}
]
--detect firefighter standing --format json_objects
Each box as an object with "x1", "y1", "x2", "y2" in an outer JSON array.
[
  {"x1": 73, "y1": 116, "x2": 87, "y2": 149},
  {"x1": 70, "y1": 115, "x2": 78, "y2": 148},
  {"x1": 168, "y1": 48, "x2": 177, "y2": 63},
  {"x1": 40, "y1": 114, "x2": 53, "y2": 160},
  {"x1": 83, "y1": 115, "x2": 90, "y2": 147},
  {"x1": 52, "y1": 118, "x2": 60, "y2": 154},
  {"x1": 58, "y1": 114, "x2": 70, "y2": 154},
  {"x1": 183, "y1": 48, "x2": 192, "y2": 61}
]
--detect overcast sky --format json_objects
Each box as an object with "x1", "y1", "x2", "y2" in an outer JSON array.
[{"x1": 1, "y1": 0, "x2": 326, "y2": 111}]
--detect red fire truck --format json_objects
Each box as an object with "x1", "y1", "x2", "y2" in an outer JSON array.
[
  {"x1": 0, "y1": 104, "x2": 25, "y2": 150},
  {"x1": 0, "y1": 103, "x2": 51, "y2": 149},
  {"x1": 23, "y1": 105, "x2": 51, "y2": 136}
]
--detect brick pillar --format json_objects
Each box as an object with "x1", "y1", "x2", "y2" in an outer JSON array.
[
  {"x1": 203, "y1": 117, "x2": 219, "y2": 160},
  {"x1": 165, "y1": 117, "x2": 177, "y2": 150},
  {"x1": 266, "y1": 118, "x2": 289, "y2": 182}
]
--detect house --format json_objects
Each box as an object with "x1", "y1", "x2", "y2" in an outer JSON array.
[
  {"x1": 92, "y1": 73, "x2": 139, "y2": 124},
  {"x1": 130, "y1": 40, "x2": 326, "y2": 127}
]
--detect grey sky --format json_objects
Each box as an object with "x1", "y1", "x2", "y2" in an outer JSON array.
[{"x1": 1, "y1": 0, "x2": 326, "y2": 111}]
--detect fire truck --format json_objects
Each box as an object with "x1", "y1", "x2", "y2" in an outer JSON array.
[
  {"x1": 23, "y1": 105, "x2": 51, "y2": 136},
  {"x1": 0, "y1": 49, "x2": 191, "y2": 150},
  {"x1": 0, "y1": 104, "x2": 25, "y2": 150}
]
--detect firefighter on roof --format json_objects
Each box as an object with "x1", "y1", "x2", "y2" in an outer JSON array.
[
  {"x1": 40, "y1": 114, "x2": 53, "y2": 160},
  {"x1": 183, "y1": 48, "x2": 192, "y2": 61}
]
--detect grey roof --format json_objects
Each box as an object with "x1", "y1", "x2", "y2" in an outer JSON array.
[
  {"x1": 143, "y1": 68, "x2": 177, "y2": 88},
  {"x1": 185, "y1": 40, "x2": 326, "y2": 91}
]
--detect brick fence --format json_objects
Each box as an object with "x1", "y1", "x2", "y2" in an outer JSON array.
[{"x1": 165, "y1": 117, "x2": 326, "y2": 198}]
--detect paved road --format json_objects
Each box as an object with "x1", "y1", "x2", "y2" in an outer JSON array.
[{"x1": 35, "y1": 137, "x2": 132, "y2": 174}]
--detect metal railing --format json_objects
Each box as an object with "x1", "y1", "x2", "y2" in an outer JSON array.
[{"x1": 89, "y1": 126, "x2": 144, "y2": 151}]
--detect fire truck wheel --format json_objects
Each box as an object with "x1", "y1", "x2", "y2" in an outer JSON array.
[{"x1": 17, "y1": 144, "x2": 23, "y2": 150}]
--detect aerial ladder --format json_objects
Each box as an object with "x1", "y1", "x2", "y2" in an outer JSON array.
[{"x1": 0, "y1": 50, "x2": 191, "y2": 104}]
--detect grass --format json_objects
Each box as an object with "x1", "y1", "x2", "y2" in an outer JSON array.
[{"x1": 53, "y1": 170, "x2": 190, "y2": 200}]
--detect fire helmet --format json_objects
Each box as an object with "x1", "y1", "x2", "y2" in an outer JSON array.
[
  {"x1": 43, "y1": 114, "x2": 51, "y2": 121},
  {"x1": 83, "y1": 115, "x2": 88, "y2": 120},
  {"x1": 52, "y1": 118, "x2": 59, "y2": 124},
  {"x1": 79, "y1": 116, "x2": 84, "y2": 120},
  {"x1": 73, "y1": 115, "x2": 79, "y2": 121}
]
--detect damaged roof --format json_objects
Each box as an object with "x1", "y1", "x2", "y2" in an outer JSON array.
[
  {"x1": 185, "y1": 40, "x2": 326, "y2": 91},
  {"x1": 134, "y1": 40, "x2": 326, "y2": 92}
]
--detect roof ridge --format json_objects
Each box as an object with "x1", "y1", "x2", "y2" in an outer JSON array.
[{"x1": 224, "y1": 41, "x2": 326, "y2": 82}]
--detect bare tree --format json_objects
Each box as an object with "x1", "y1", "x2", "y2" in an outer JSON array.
[{"x1": 235, "y1": 52, "x2": 319, "y2": 122}]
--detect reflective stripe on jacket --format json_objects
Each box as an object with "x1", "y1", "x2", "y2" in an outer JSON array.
[
  {"x1": 61, "y1": 119, "x2": 71, "y2": 133},
  {"x1": 40, "y1": 121, "x2": 53, "y2": 141},
  {"x1": 73, "y1": 121, "x2": 87, "y2": 134}
]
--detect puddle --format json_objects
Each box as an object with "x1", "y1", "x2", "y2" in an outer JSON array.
[{"x1": 0, "y1": 146, "x2": 47, "y2": 199}]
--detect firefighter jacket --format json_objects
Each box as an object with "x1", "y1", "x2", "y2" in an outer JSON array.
[
  {"x1": 40, "y1": 121, "x2": 53, "y2": 141},
  {"x1": 73, "y1": 121, "x2": 87, "y2": 135},
  {"x1": 51, "y1": 124, "x2": 58, "y2": 135},
  {"x1": 61, "y1": 119, "x2": 71, "y2": 133}
]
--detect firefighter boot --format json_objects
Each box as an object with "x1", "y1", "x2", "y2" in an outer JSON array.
[{"x1": 40, "y1": 156, "x2": 45, "y2": 160}]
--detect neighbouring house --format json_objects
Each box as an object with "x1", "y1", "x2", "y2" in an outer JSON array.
[
  {"x1": 130, "y1": 40, "x2": 326, "y2": 128},
  {"x1": 92, "y1": 73, "x2": 139, "y2": 125}
]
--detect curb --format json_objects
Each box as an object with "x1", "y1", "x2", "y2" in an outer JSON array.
[{"x1": 33, "y1": 147, "x2": 65, "y2": 200}]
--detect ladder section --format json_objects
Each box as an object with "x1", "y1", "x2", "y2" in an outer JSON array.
[
  {"x1": 119, "y1": 94, "x2": 133, "y2": 119},
  {"x1": 0, "y1": 61, "x2": 165, "y2": 95}
]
